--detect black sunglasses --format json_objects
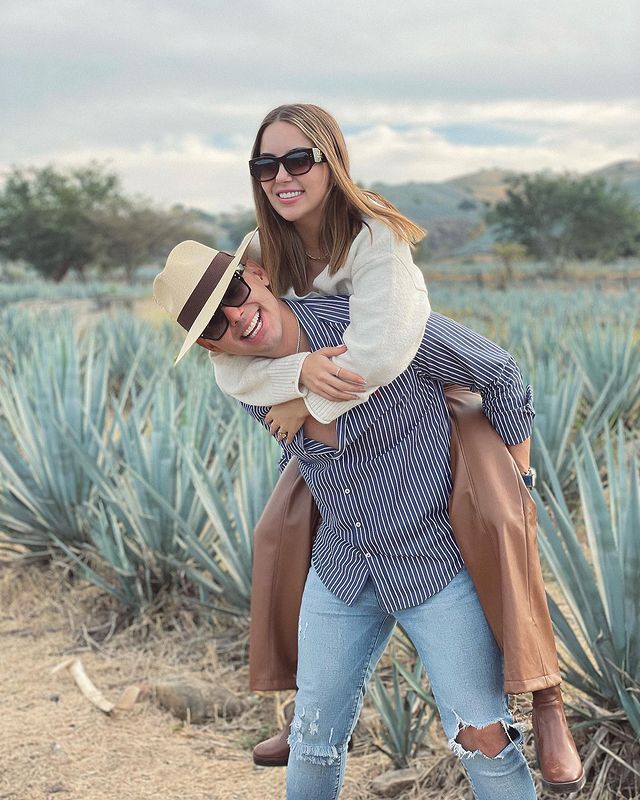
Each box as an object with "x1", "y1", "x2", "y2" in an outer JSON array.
[
  {"x1": 200, "y1": 270, "x2": 251, "y2": 341},
  {"x1": 249, "y1": 147, "x2": 327, "y2": 182}
]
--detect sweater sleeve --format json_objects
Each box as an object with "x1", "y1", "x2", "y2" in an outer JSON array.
[
  {"x1": 210, "y1": 222, "x2": 430, "y2": 417},
  {"x1": 302, "y1": 227, "x2": 430, "y2": 423},
  {"x1": 211, "y1": 230, "x2": 321, "y2": 405},
  {"x1": 209, "y1": 230, "x2": 313, "y2": 406},
  {"x1": 210, "y1": 350, "x2": 311, "y2": 405}
]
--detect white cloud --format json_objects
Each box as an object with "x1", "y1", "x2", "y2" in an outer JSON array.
[
  {"x1": 345, "y1": 101, "x2": 640, "y2": 184},
  {"x1": 335, "y1": 99, "x2": 639, "y2": 128},
  {"x1": 12, "y1": 136, "x2": 254, "y2": 212},
  {"x1": 10, "y1": 98, "x2": 636, "y2": 214},
  {"x1": 2, "y1": 1, "x2": 638, "y2": 211},
  {"x1": 349, "y1": 124, "x2": 639, "y2": 186}
]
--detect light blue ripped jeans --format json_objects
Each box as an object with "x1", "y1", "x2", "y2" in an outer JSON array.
[{"x1": 286, "y1": 566, "x2": 536, "y2": 800}]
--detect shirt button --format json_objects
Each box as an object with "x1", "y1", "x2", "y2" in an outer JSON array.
[
  {"x1": 354, "y1": 522, "x2": 362, "y2": 528},
  {"x1": 344, "y1": 488, "x2": 351, "y2": 495},
  {"x1": 364, "y1": 552, "x2": 372, "y2": 558}
]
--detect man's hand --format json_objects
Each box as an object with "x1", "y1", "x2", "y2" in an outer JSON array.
[
  {"x1": 300, "y1": 345, "x2": 366, "y2": 401},
  {"x1": 265, "y1": 399, "x2": 309, "y2": 445}
]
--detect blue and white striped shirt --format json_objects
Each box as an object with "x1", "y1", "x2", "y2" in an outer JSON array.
[{"x1": 244, "y1": 297, "x2": 534, "y2": 613}]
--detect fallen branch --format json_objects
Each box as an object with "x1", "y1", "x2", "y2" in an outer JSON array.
[{"x1": 52, "y1": 656, "x2": 143, "y2": 714}]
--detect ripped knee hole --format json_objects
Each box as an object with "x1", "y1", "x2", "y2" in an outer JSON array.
[{"x1": 454, "y1": 721, "x2": 517, "y2": 758}]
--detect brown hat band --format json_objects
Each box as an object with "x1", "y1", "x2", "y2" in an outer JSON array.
[{"x1": 177, "y1": 251, "x2": 234, "y2": 331}]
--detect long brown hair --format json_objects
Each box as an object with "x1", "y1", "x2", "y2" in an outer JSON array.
[{"x1": 250, "y1": 104, "x2": 425, "y2": 296}]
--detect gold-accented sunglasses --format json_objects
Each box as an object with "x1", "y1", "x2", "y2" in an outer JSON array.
[
  {"x1": 200, "y1": 270, "x2": 251, "y2": 341},
  {"x1": 249, "y1": 147, "x2": 327, "y2": 182}
]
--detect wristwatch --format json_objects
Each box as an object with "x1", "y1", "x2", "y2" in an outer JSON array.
[{"x1": 521, "y1": 467, "x2": 536, "y2": 490}]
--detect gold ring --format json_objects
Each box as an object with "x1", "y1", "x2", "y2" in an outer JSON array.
[{"x1": 336, "y1": 367, "x2": 342, "y2": 379}]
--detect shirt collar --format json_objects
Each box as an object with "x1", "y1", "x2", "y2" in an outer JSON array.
[{"x1": 282, "y1": 295, "x2": 350, "y2": 351}]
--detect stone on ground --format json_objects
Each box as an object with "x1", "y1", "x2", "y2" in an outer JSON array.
[
  {"x1": 371, "y1": 767, "x2": 420, "y2": 797},
  {"x1": 153, "y1": 676, "x2": 246, "y2": 723}
]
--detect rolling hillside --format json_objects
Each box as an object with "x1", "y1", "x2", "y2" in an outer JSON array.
[
  {"x1": 211, "y1": 159, "x2": 640, "y2": 258},
  {"x1": 370, "y1": 160, "x2": 640, "y2": 258}
]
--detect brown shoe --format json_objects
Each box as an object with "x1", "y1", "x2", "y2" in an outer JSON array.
[
  {"x1": 253, "y1": 707, "x2": 353, "y2": 767},
  {"x1": 252, "y1": 712, "x2": 292, "y2": 767},
  {"x1": 532, "y1": 686, "x2": 585, "y2": 794}
]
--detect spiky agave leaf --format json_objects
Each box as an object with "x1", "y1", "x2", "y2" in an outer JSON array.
[
  {"x1": 571, "y1": 319, "x2": 640, "y2": 425},
  {"x1": 536, "y1": 424, "x2": 640, "y2": 736},
  {"x1": 368, "y1": 648, "x2": 437, "y2": 769},
  {"x1": 0, "y1": 330, "x2": 113, "y2": 553},
  {"x1": 178, "y1": 409, "x2": 280, "y2": 612},
  {"x1": 55, "y1": 375, "x2": 260, "y2": 613},
  {"x1": 529, "y1": 359, "x2": 584, "y2": 489}
]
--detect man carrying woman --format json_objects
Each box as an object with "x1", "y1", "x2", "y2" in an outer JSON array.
[{"x1": 153, "y1": 236, "x2": 585, "y2": 797}]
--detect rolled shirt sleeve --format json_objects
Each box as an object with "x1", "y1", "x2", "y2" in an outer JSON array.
[{"x1": 414, "y1": 312, "x2": 535, "y2": 445}]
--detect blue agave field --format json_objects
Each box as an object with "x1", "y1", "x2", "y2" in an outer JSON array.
[{"x1": 0, "y1": 278, "x2": 638, "y2": 794}]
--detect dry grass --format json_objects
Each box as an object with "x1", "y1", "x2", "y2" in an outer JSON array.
[
  {"x1": 1, "y1": 562, "x2": 636, "y2": 800},
  {"x1": 0, "y1": 563, "x2": 467, "y2": 800}
]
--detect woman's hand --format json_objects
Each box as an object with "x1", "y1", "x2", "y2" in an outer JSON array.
[
  {"x1": 265, "y1": 398, "x2": 309, "y2": 445},
  {"x1": 300, "y1": 345, "x2": 366, "y2": 401}
]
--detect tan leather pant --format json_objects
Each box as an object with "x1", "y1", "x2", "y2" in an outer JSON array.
[{"x1": 249, "y1": 386, "x2": 560, "y2": 695}]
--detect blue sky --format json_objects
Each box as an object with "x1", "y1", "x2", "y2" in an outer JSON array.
[{"x1": 2, "y1": 0, "x2": 639, "y2": 212}]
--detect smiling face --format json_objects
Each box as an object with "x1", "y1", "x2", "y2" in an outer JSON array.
[
  {"x1": 197, "y1": 261, "x2": 297, "y2": 358},
  {"x1": 257, "y1": 120, "x2": 332, "y2": 234}
]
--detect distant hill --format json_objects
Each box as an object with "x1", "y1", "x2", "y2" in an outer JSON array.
[
  {"x1": 370, "y1": 179, "x2": 482, "y2": 221},
  {"x1": 205, "y1": 159, "x2": 640, "y2": 259},
  {"x1": 446, "y1": 168, "x2": 514, "y2": 205},
  {"x1": 370, "y1": 159, "x2": 640, "y2": 259},
  {"x1": 588, "y1": 160, "x2": 640, "y2": 207},
  {"x1": 370, "y1": 173, "x2": 496, "y2": 259}
]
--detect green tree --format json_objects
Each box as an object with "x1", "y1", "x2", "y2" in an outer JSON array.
[
  {"x1": 0, "y1": 163, "x2": 124, "y2": 281},
  {"x1": 0, "y1": 164, "x2": 209, "y2": 282},
  {"x1": 91, "y1": 200, "x2": 209, "y2": 279},
  {"x1": 487, "y1": 173, "x2": 640, "y2": 276}
]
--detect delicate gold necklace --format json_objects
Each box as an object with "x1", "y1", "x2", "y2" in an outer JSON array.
[
  {"x1": 295, "y1": 315, "x2": 301, "y2": 354},
  {"x1": 304, "y1": 249, "x2": 329, "y2": 261}
]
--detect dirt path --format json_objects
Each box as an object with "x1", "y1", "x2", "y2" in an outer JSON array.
[
  {"x1": 0, "y1": 565, "x2": 288, "y2": 800},
  {"x1": 1, "y1": 566, "x2": 443, "y2": 800}
]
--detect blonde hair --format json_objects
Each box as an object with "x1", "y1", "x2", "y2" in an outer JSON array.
[{"x1": 250, "y1": 104, "x2": 426, "y2": 296}]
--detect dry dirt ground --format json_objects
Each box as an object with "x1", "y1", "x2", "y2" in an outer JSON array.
[{"x1": 1, "y1": 564, "x2": 479, "y2": 800}]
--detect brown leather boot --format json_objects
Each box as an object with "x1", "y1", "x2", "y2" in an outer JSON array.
[
  {"x1": 532, "y1": 686, "x2": 585, "y2": 794},
  {"x1": 253, "y1": 706, "x2": 353, "y2": 767},
  {"x1": 252, "y1": 707, "x2": 293, "y2": 767}
]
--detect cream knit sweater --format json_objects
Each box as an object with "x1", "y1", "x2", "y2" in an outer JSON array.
[{"x1": 211, "y1": 217, "x2": 430, "y2": 424}]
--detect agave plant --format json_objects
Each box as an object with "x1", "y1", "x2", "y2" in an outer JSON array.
[
  {"x1": 54, "y1": 504, "x2": 154, "y2": 610},
  {"x1": 505, "y1": 316, "x2": 569, "y2": 367},
  {"x1": 58, "y1": 377, "x2": 220, "y2": 592},
  {"x1": 430, "y1": 286, "x2": 638, "y2": 347},
  {"x1": 89, "y1": 312, "x2": 175, "y2": 392},
  {"x1": 528, "y1": 359, "x2": 584, "y2": 490},
  {"x1": 0, "y1": 330, "x2": 115, "y2": 556},
  {"x1": 179, "y1": 409, "x2": 281, "y2": 612},
  {"x1": 570, "y1": 319, "x2": 640, "y2": 425},
  {"x1": 0, "y1": 307, "x2": 38, "y2": 372},
  {"x1": 368, "y1": 643, "x2": 438, "y2": 769},
  {"x1": 59, "y1": 375, "x2": 273, "y2": 613},
  {"x1": 535, "y1": 423, "x2": 640, "y2": 788},
  {"x1": 0, "y1": 278, "x2": 146, "y2": 306}
]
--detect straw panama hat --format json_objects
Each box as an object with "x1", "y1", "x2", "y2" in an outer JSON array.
[{"x1": 153, "y1": 228, "x2": 257, "y2": 364}]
